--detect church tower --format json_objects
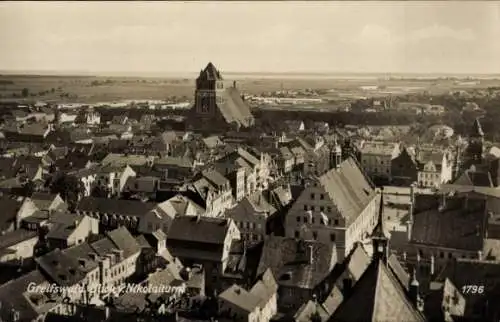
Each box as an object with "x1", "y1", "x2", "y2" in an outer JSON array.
[
  {"x1": 194, "y1": 62, "x2": 225, "y2": 115},
  {"x1": 372, "y1": 188, "x2": 389, "y2": 263},
  {"x1": 465, "y1": 117, "x2": 484, "y2": 167},
  {"x1": 329, "y1": 135, "x2": 342, "y2": 169}
]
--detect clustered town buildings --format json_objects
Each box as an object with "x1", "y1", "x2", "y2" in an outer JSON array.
[{"x1": 0, "y1": 63, "x2": 499, "y2": 322}]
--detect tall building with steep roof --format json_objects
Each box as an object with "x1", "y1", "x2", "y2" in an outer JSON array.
[
  {"x1": 464, "y1": 117, "x2": 484, "y2": 168},
  {"x1": 187, "y1": 62, "x2": 255, "y2": 132}
]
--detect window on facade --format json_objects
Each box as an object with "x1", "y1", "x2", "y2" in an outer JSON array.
[
  {"x1": 334, "y1": 219, "x2": 339, "y2": 225},
  {"x1": 448, "y1": 253, "x2": 452, "y2": 259},
  {"x1": 440, "y1": 252, "x2": 444, "y2": 258},
  {"x1": 327, "y1": 206, "x2": 332, "y2": 212},
  {"x1": 294, "y1": 231, "x2": 300, "y2": 238},
  {"x1": 311, "y1": 193, "x2": 315, "y2": 199},
  {"x1": 297, "y1": 216, "x2": 301, "y2": 223},
  {"x1": 310, "y1": 206, "x2": 315, "y2": 211},
  {"x1": 312, "y1": 231, "x2": 318, "y2": 240},
  {"x1": 381, "y1": 161, "x2": 384, "y2": 165},
  {"x1": 320, "y1": 206, "x2": 324, "y2": 212},
  {"x1": 320, "y1": 194, "x2": 325, "y2": 200},
  {"x1": 312, "y1": 218, "x2": 315, "y2": 224},
  {"x1": 330, "y1": 233, "x2": 336, "y2": 242},
  {"x1": 304, "y1": 205, "x2": 308, "y2": 211}
]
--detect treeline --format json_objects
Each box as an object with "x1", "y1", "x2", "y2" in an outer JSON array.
[
  {"x1": 254, "y1": 109, "x2": 429, "y2": 126},
  {"x1": 93, "y1": 106, "x2": 189, "y2": 123},
  {"x1": 254, "y1": 108, "x2": 500, "y2": 141}
]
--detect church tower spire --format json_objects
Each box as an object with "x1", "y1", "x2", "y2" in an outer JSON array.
[
  {"x1": 465, "y1": 117, "x2": 484, "y2": 167},
  {"x1": 372, "y1": 187, "x2": 389, "y2": 263}
]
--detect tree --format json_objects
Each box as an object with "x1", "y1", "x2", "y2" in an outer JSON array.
[
  {"x1": 21, "y1": 87, "x2": 29, "y2": 97},
  {"x1": 50, "y1": 173, "x2": 84, "y2": 211},
  {"x1": 20, "y1": 180, "x2": 36, "y2": 197},
  {"x1": 91, "y1": 185, "x2": 109, "y2": 198}
]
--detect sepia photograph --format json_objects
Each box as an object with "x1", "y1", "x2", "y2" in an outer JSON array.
[{"x1": 0, "y1": 1, "x2": 499, "y2": 321}]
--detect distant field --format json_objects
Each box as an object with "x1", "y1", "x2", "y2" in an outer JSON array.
[{"x1": 1, "y1": 74, "x2": 499, "y2": 104}]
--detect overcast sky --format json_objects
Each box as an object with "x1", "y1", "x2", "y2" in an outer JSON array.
[{"x1": 1, "y1": 1, "x2": 499, "y2": 75}]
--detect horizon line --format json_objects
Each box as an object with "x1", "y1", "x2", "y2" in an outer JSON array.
[{"x1": 1, "y1": 69, "x2": 500, "y2": 79}]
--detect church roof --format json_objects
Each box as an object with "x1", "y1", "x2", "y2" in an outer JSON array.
[
  {"x1": 328, "y1": 259, "x2": 425, "y2": 322},
  {"x1": 217, "y1": 86, "x2": 254, "y2": 128}
]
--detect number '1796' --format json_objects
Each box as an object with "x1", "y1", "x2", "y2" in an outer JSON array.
[{"x1": 462, "y1": 285, "x2": 484, "y2": 294}]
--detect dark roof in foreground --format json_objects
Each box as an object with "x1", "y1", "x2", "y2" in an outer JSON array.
[{"x1": 328, "y1": 259, "x2": 425, "y2": 322}]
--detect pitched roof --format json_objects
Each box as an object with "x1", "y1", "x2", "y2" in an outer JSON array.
[
  {"x1": 226, "y1": 192, "x2": 277, "y2": 221},
  {"x1": 31, "y1": 192, "x2": 61, "y2": 211},
  {"x1": 453, "y1": 169, "x2": 493, "y2": 187},
  {"x1": 359, "y1": 141, "x2": 399, "y2": 156},
  {"x1": 167, "y1": 216, "x2": 231, "y2": 245},
  {"x1": 101, "y1": 153, "x2": 152, "y2": 167},
  {"x1": 76, "y1": 197, "x2": 157, "y2": 217},
  {"x1": 61, "y1": 242, "x2": 99, "y2": 273},
  {"x1": 217, "y1": 87, "x2": 254, "y2": 128},
  {"x1": 0, "y1": 270, "x2": 53, "y2": 321},
  {"x1": 161, "y1": 194, "x2": 204, "y2": 217},
  {"x1": 200, "y1": 168, "x2": 229, "y2": 187},
  {"x1": 415, "y1": 148, "x2": 445, "y2": 167},
  {"x1": 256, "y1": 236, "x2": 336, "y2": 290},
  {"x1": 410, "y1": 197, "x2": 486, "y2": 251},
  {"x1": 329, "y1": 259, "x2": 425, "y2": 322},
  {"x1": 237, "y1": 147, "x2": 260, "y2": 166},
  {"x1": 154, "y1": 157, "x2": 193, "y2": 168},
  {"x1": 0, "y1": 228, "x2": 38, "y2": 249},
  {"x1": 46, "y1": 212, "x2": 84, "y2": 240},
  {"x1": 318, "y1": 157, "x2": 377, "y2": 225},
  {"x1": 219, "y1": 284, "x2": 262, "y2": 313},
  {"x1": 36, "y1": 248, "x2": 88, "y2": 286},
  {"x1": 106, "y1": 226, "x2": 141, "y2": 258},
  {"x1": 342, "y1": 243, "x2": 371, "y2": 282},
  {"x1": 0, "y1": 195, "x2": 24, "y2": 231}
]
